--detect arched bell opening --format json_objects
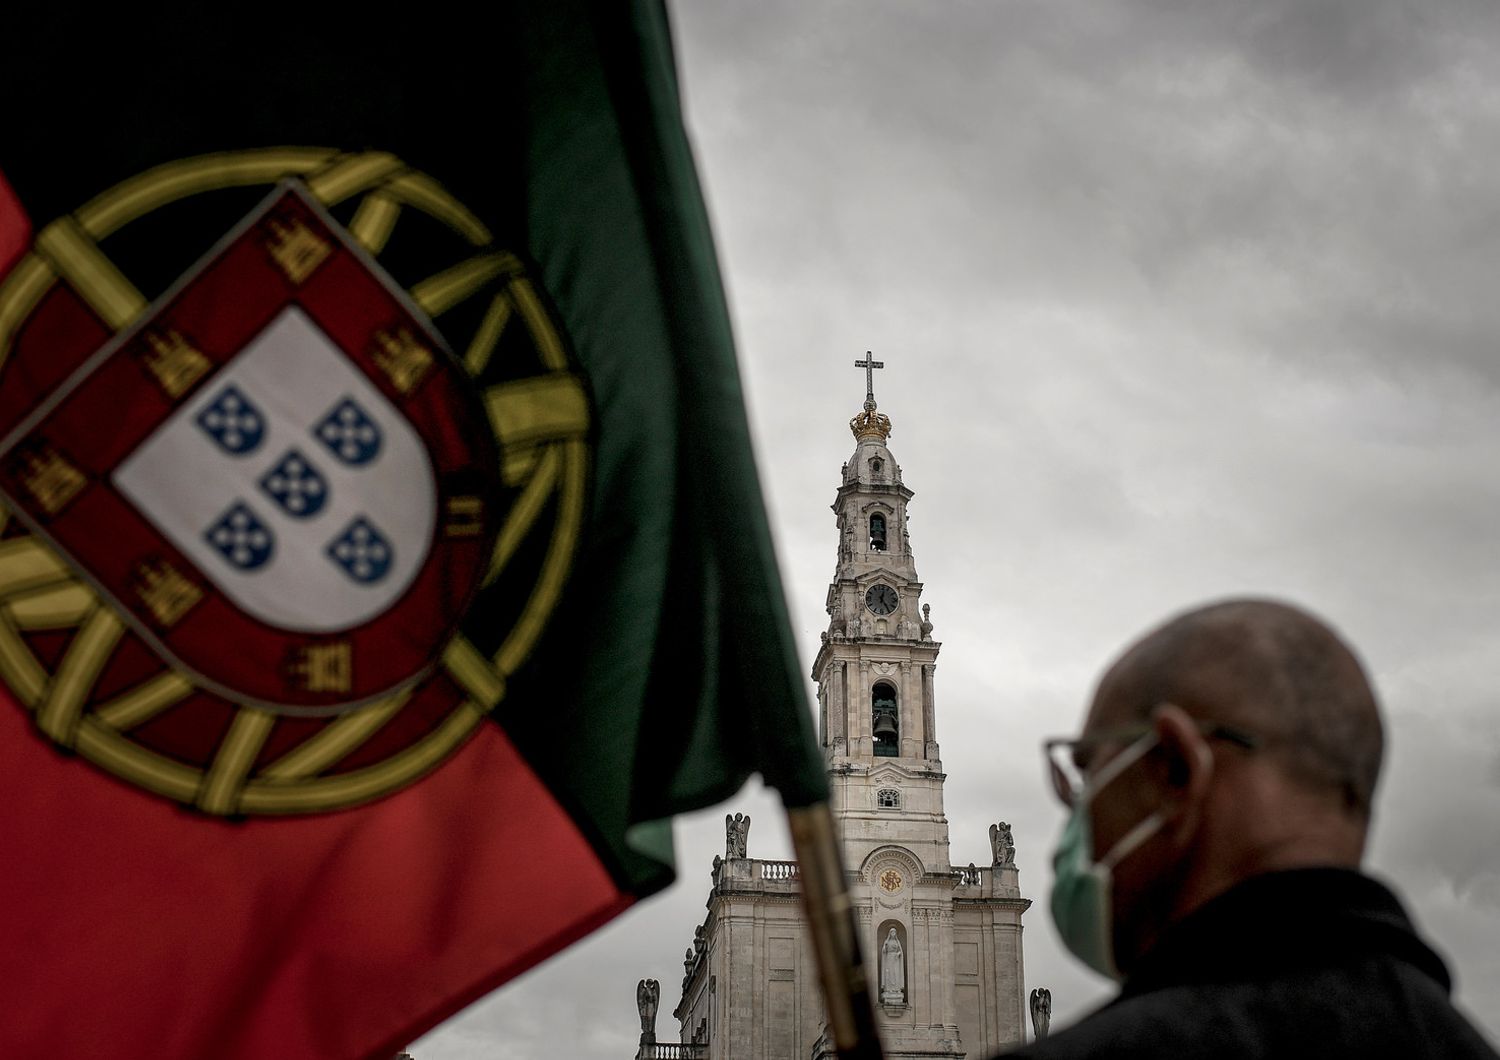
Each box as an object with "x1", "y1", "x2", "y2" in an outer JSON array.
[
  {"x1": 869, "y1": 512, "x2": 887, "y2": 552},
  {"x1": 872, "y1": 681, "x2": 899, "y2": 757}
]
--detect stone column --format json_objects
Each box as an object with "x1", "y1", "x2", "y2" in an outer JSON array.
[
  {"x1": 911, "y1": 910, "x2": 932, "y2": 1022},
  {"x1": 922, "y1": 664, "x2": 938, "y2": 759},
  {"x1": 857, "y1": 660, "x2": 872, "y2": 755},
  {"x1": 829, "y1": 662, "x2": 847, "y2": 752},
  {"x1": 938, "y1": 911, "x2": 959, "y2": 1032},
  {"x1": 899, "y1": 661, "x2": 919, "y2": 757},
  {"x1": 992, "y1": 914, "x2": 1027, "y2": 1048}
]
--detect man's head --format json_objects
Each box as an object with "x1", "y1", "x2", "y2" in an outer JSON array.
[{"x1": 1062, "y1": 597, "x2": 1384, "y2": 974}]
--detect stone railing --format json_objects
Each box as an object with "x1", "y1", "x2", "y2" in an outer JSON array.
[
  {"x1": 712, "y1": 857, "x2": 802, "y2": 896},
  {"x1": 952, "y1": 865, "x2": 982, "y2": 887},
  {"x1": 760, "y1": 860, "x2": 800, "y2": 882},
  {"x1": 637, "y1": 1043, "x2": 707, "y2": 1060}
]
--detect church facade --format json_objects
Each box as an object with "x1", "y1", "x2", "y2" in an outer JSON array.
[{"x1": 635, "y1": 373, "x2": 1030, "y2": 1060}]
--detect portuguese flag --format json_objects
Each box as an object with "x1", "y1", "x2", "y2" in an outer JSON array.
[{"x1": 0, "y1": 4, "x2": 826, "y2": 1058}]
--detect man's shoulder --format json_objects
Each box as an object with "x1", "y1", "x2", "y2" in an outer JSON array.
[
  {"x1": 996, "y1": 963, "x2": 1499, "y2": 1060},
  {"x1": 999, "y1": 989, "x2": 1205, "y2": 1059}
]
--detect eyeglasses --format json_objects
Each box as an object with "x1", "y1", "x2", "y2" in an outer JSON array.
[{"x1": 1043, "y1": 719, "x2": 1259, "y2": 808}]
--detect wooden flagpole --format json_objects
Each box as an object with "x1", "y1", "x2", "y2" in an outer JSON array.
[{"x1": 788, "y1": 801, "x2": 885, "y2": 1059}]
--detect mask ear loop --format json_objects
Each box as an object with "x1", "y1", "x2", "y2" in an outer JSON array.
[
  {"x1": 1080, "y1": 730, "x2": 1160, "y2": 802},
  {"x1": 1082, "y1": 732, "x2": 1169, "y2": 873},
  {"x1": 1097, "y1": 809, "x2": 1167, "y2": 872}
]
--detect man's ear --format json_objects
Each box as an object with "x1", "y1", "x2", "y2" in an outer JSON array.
[{"x1": 1151, "y1": 703, "x2": 1213, "y2": 848}]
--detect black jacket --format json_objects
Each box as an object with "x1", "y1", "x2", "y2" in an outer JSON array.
[{"x1": 1002, "y1": 868, "x2": 1497, "y2": 1059}]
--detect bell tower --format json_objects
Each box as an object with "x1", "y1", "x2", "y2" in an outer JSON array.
[
  {"x1": 811, "y1": 354, "x2": 949, "y2": 870},
  {"x1": 808, "y1": 355, "x2": 985, "y2": 1060}
]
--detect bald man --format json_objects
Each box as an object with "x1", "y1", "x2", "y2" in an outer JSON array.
[{"x1": 1002, "y1": 598, "x2": 1496, "y2": 1058}]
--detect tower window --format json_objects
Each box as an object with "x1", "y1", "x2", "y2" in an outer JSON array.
[
  {"x1": 877, "y1": 788, "x2": 901, "y2": 809},
  {"x1": 872, "y1": 681, "x2": 899, "y2": 757},
  {"x1": 870, "y1": 457, "x2": 884, "y2": 477},
  {"x1": 869, "y1": 513, "x2": 887, "y2": 552}
]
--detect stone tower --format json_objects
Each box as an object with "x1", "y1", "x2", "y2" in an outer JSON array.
[{"x1": 655, "y1": 362, "x2": 1029, "y2": 1060}]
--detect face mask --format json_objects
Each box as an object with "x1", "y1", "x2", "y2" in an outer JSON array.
[{"x1": 1049, "y1": 732, "x2": 1168, "y2": 980}]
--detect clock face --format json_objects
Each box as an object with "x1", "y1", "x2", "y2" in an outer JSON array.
[{"x1": 866, "y1": 583, "x2": 898, "y2": 615}]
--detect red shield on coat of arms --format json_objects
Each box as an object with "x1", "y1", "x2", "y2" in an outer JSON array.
[
  {"x1": 0, "y1": 185, "x2": 493, "y2": 711},
  {"x1": 0, "y1": 150, "x2": 592, "y2": 815}
]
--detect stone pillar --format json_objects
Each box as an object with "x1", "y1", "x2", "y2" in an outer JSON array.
[
  {"x1": 836, "y1": 661, "x2": 849, "y2": 750},
  {"x1": 900, "y1": 661, "x2": 919, "y2": 757},
  {"x1": 913, "y1": 910, "x2": 933, "y2": 1022},
  {"x1": 922, "y1": 663, "x2": 938, "y2": 759},
  {"x1": 938, "y1": 910, "x2": 959, "y2": 1032},
  {"x1": 856, "y1": 660, "x2": 872, "y2": 755}
]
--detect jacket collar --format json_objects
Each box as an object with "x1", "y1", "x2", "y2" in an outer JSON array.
[{"x1": 1120, "y1": 868, "x2": 1451, "y2": 998}]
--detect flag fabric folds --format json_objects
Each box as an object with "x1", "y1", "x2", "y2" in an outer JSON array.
[
  {"x1": 0, "y1": 170, "x2": 27, "y2": 277},
  {"x1": 0, "y1": 4, "x2": 825, "y2": 1058}
]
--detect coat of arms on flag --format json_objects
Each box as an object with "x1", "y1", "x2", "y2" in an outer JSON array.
[{"x1": 0, "y1": 152, "x2": 591, "y2": 816}]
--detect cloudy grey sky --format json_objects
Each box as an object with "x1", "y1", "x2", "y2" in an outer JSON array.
[{"x1": 420, "y1": 1, "x2": 1500, "y2": 1054}]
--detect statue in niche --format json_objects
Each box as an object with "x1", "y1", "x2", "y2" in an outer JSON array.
[
  {"x1": 1030, "y1": 987, "x2": 1052, "y2": 1040},
  {"x1": 828, "y1": 597, "x2": 845, "y2": 635},
  {"x1": 725, "y1": 813, "x2": 750, "y2": 858},
  {"x1": 896, "y1": 614, "x2": 911, "y2": 639},
  {"x1": 693, "y1": 924, "x2": 706, "y2": 958},
  {"x1": 990, "y1": 822, "x2": 1016, "y2": 866},
  {"x1": 849, "y1": 612, "x2": 864, "y2": 638},
  {"x1": 880, "y1": 928, "x2": 906, "y2": 1004},
  {"x1": 636, "y1": 979, "x2": 660, "y2": 1042},
  {"x1": 920, "y1": 603, "x2": 934, "y2": 641}
]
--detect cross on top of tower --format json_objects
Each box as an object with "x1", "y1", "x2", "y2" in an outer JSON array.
[
  {"x1": 848, "y1": 352, "x2": 892, "y2": 442},
  {"x1": 854, "y1": 352, "x2": 884, "y2": 411}
]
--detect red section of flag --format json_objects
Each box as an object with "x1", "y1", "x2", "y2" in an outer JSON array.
[
  {"x1": 0, "y1": 168, "x2": 27, "y2": 279},
  {"x1": 0, "y1": 696, "x2": 630, "y2": 1059}
]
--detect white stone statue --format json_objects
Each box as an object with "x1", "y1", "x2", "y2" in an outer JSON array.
[
  {"x1": 725, "y1": 813, "x2": 751, "y2": 858},
  {"x1": 1030, "y1": 987, "x2": 1052, "y2": 1040},
  {"x1": 989, "y1": 821, "x2": 1015, "y2": 867},
  {"x1": 636, "y1": 978, "x2": 659, "y2": 1042},
  {"x1": 880, "y1": 927, "x2": 905, "y2": 1004}
]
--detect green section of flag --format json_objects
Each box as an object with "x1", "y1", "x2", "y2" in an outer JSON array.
[{"x1": 500, "y1": 1, "x2": 828, "y2": 894}]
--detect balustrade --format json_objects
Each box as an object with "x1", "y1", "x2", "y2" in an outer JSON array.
[
  {"x1": 759, "y1": 860, "x2": 800, "y2": 882},
  {"x1": 638, "y1": 1043, "x2": 707, "y2": 1059}
]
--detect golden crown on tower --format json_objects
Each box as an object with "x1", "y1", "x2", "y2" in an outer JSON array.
[{"x1": 850, "y1": 405, "x2": 892, "y2": 441}]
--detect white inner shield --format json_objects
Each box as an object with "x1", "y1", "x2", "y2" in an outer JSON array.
[{"x1": 114, "y1": 308, "x2": 437, "y2": 633}]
